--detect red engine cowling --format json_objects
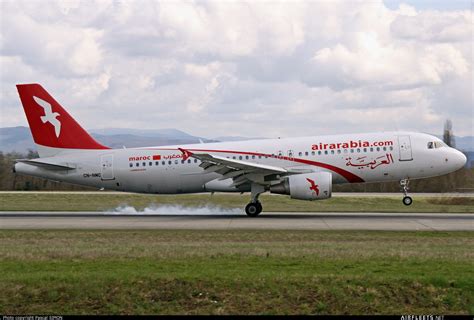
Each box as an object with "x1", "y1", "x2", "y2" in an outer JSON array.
[{"x1": 270, "y1": 172, "x2": 332, "y2": 200}]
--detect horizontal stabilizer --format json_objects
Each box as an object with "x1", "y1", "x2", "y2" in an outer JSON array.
[{"x1": 16, "y1": 159, "x2": 76, "y2": 170}]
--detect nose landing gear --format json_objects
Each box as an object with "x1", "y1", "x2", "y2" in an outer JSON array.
[{"x1": 400, "y1": 179, "x2": 413, "y2": 206}]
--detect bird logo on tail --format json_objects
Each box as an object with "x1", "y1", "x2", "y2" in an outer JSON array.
[
  {"x1": 33, "y1": 96, "x2": 61, "y2": 138},
  {"x1": 306, "y1": 178, "x2": 319, "y2": 196}
]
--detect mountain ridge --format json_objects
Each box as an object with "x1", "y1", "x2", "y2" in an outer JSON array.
[{"x1": 1, "y1": 126, "x2": 473, "y2": 153}]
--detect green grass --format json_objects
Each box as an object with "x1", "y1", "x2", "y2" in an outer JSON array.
[
  {"x1": 0, "y1": 230, "x2": 473, "y2": 314},
  {"x1": 0, "y1": 192, "x2": 473, "y2": 212}
]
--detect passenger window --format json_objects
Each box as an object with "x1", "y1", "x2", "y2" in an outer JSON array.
[
  {"x1": 252, "y1": 155, "x2": 255, "y2": 159},
  {"x1": 389, "y1": 146, "x2": 393, "y2": 151},
  {"x1": 363, "y1": 148, "x2": 367, "y2": 152},
  {"x1": 149, "y1": 162, "x2": 153, "y2": 166},
  {"x1": 344, "y1": 149, "x2": 348, "y2": 154},
  {"x1": 337, "y1": 150, "x2": 341, "y2": 154},
  {"x1": 311, "y1": 151, "x2": 315, "y2": 156},
  {"x1": 370, "y1": 147, "x2": 374, "y2": 152},
  {"x1": 324, "y1": 150, "x2": 328, "y2": 155},
  {"x1": 181, "y1": 160, "x2": 185, "y2": 164},
  {"x1": 136, "y1": 163, "x2": 139, "y2": 167},
  {"x1": 356, "y1": 148, "x2": 360, "y2": 153},
  {"x1": 246, "y1": 155, "x2": 249, "y2": 159},
  {"x1": 188, "y1": 159, "x2": 191, "y2": 163},
  {"x1": 129, "y1": 163, "x2": 133, "y2": 168},
  {"x1": 376, "y1": 147, "x2": 380, "y2": 152},
  {"x1": 305, "y1": 151, "x2": 309, "y2": 156},
  {"x1": 331, "y1": 150, "x2": 335, "y2": 154},
  {"x1": 142, "y1": 162, "x2": 146, "y2": 166},
  {"x1": 168, "y1": 161, "x2": 172, "y2": 165},
  {"x1": 194, "y1": 159, "x2": 198, "y2": 163},
  {"x1": 162, "y1": 161, "x2": 165, "y2": 165},
  {"x1": 318, "y1": 151, "x2": 322, "y2": 155},
  {"x1": 350, "y1": 149, "x2": 354, "y2": 153},
  {"x1": 298, "y1": 152, "x2": 303, "y2": 156},
  {"x1": 156, "y1": 161, "x2": 159, "y2": 166},
  {"x1": 175, "y1": 160, "x2": 178, "y2": 164},
  {"x1": 383, "y1": 147, "x2": 387, "y2": 151},
  {"x1": 239, "y1": 156, "x2": 243, "y2": 160}
]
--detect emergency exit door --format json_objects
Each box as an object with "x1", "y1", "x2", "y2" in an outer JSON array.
[
  {"x1": 101, "y1": 154, "x2": 115, "y2": 180},
  {"x1": 398, "y1": 135, "x2": 413, "y2": 161}
]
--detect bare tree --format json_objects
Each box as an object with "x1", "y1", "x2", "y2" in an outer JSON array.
[{"x1": 443, "y1": 119, "x2": 456, "y2": 147}]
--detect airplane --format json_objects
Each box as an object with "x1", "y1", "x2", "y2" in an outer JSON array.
[{"x1": 13, "y1": 83, "x2": 467, "y2": 216}]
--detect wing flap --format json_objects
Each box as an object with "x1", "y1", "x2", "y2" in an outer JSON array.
[{"x1": 178, "y1": 148, "x2": 287, "y2": 186}]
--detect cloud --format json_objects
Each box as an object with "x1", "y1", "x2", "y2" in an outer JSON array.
[
  {"x1": 0, "y1": 0, "x2": 472, "y2": 137},
  {"x1": 306, "y1": 33, "x2": 469, "y2": 90},
  {"x1": 1, "y1": 3, "x2": 104, "y2": 77},
  {"x1": 391, "y1": 8, "x2": 471, "y2": 43}
]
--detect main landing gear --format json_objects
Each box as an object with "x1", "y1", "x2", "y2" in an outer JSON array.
[
  {"x1": 245, "y1": 183, "x2": 265, "y2": 217},
  {"x1": 245, "y1": 202, "x2": 262, "y2": 217},
  {"x1": 400, "y1": 178, "x2": 413, "y2": 206}
]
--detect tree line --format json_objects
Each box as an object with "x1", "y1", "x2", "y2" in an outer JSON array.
[{"x1": 1, "y1": 150, "x2": 473, "y2": 192}]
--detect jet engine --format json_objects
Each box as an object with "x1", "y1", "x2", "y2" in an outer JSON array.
[{"x1": 270, "y1": 172, "x2": 332, "y2": 200}]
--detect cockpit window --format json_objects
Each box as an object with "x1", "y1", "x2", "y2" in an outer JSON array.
[{"x1": 428, "y1": 141, "x2": 445, "y2": 149}]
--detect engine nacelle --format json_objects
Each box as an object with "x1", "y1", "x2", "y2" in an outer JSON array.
[{"x1": 270, "y1": 172, "x2": 332, "y2": 201}]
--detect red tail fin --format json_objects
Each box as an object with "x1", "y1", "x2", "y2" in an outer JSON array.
[{"x1": 16, "y1": 84, "x2": 109, "y2": 155}]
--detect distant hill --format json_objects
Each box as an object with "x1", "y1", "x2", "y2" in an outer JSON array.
[
  {"x1": 0, "y1": 126, "x2": 36, "y2": 153},
  {"x1": 214, "y1": 136, "x2": 265, "y2": 142},
  {"x1": 90, "y1": 128, "x2": 198, "y2": 139},
  {"x1": 0, "y1": 126, "x2": 220, "y2": 153},
  {"x1": 453, "y1": 136, "x2": 474, "y2": 152},
  {"x1": 1, "y1": 126, "x2": 472, "y2": 153}
]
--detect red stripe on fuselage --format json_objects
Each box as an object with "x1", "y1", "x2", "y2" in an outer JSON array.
[{"x1": 142, "y1": 147, "x2": 365, "y2": 183}]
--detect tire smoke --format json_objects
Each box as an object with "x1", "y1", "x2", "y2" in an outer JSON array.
[{"x1": 105, "y1": 204, "x2": 243, "y2": 215}]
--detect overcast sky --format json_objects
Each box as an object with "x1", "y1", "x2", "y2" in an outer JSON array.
[{"x1": 0, "y1": 0, "x2": 472, "y2": 139}]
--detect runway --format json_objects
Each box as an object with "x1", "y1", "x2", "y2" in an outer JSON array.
[{"x1": 1, "y1": 212, "x2": 473, "y2": 230}]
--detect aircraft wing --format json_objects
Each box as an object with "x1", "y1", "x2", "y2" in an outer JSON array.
[{"x1": 178, "y1": 148, "x2": 308, "y2": 187}]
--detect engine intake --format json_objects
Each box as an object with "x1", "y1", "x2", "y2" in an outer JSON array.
[{"x1": 270, "y1": 172, "x2": 332, "y2": 200}]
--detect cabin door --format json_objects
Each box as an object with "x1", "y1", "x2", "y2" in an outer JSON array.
[
  {"x1": 398, "y1": 135, "x2": 413, "y2": 161},
  {"x1": 101, "y1": 154, "x2": 115, "y2": 180}
]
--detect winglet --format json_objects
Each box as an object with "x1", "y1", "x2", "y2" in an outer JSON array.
[{"x1": 178, "y1": 148, "x2": 193, "y2": 161}]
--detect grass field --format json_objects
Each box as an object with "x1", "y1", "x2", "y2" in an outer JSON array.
[
  {"x1": 1, "y1": 192, "x2": 474, "y2": 212},
  {"x1": 0, "y1": 230, "x2": 473, "y2": 314}
]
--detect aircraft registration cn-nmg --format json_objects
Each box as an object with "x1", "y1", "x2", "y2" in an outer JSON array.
[{"x1": 14, "y1": 84, "x2": 467, "y2": 216}]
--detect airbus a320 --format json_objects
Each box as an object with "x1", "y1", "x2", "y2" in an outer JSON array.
[{"x1": 14, "y1": 84, "x2": 467, "y2": 216}]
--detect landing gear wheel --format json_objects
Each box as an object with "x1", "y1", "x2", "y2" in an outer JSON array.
[
  {"x1": 255, "y1": 201, "x2": 262, "y2": 213},
  {"x1": 400, "y1": 179, "x2": 413, "y2": 206},
  {"x1": 403, "y1": 196, "x2": 413, "y2": 206},
  {"x1": 245, "y1": 202, "x2": 262, "y2": 217}
]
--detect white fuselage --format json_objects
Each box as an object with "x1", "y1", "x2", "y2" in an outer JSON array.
[{"x1": 15, "y1": 131, "x2": 467, "y2": 194}]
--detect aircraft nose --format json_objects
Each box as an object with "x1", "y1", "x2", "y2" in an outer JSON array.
[{"x1": 452, "y1": 149, "x2": 467, "y2": 170}]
